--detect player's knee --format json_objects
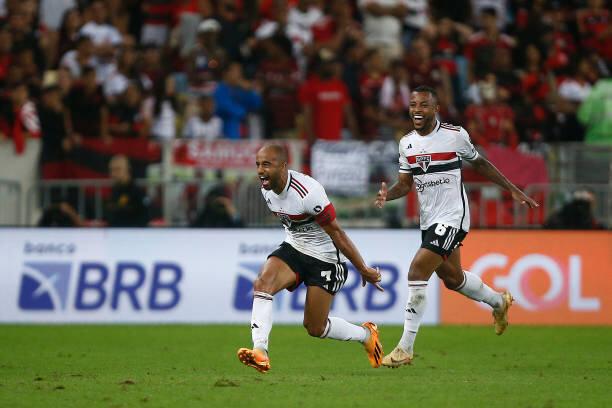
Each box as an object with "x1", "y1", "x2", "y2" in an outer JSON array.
[
  {"x1": 408, "y1": 263, "x2": 429, "y2": 281},
  {"x1": 253, "y1": 276, "x2": 274, "y2": 294},
  {"x1": 442, "y1": 273, "x2": 463, "y2": 290},
  {"x1": 303, "y1": 321, "x2": 325, "y2": 337}
]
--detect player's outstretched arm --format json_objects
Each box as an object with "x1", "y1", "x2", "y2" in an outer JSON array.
[
  {"x1": 321, "y1": 219, "x2": 384, "y2": 292},
  {"x1": 469, "y1": 156, "x2": 539, "y2": 208},
  {"x1": 374, "y1": 172, "x2": 413, "y2": 208}
]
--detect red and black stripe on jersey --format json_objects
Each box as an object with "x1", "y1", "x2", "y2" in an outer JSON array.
[
  {"x1": 289, "y1": 174, "x2": 309, "y2": 198},
  {"x1": 440, "y1": 123, "x2": 461, "y2": 132},
  {"x1": 406, "y1": 151, "x2": 461, "y2": 175}
]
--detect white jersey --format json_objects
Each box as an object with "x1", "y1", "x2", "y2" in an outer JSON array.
[
  {"x1": 262, "y1": 170, "x2": 344, "y2": 264},
  {"x1": 398, "y1": 121, "x2": 479, "y2": 232}
]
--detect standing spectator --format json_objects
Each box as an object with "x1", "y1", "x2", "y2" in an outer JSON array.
[
  {"x1": 182, "y1": 94, "x2": 222, "y2": 140},
  {"x1": 465, "y1": 73, "x2": 519, "y2": 148},
  {"x1": 213, "y1": 61, "x2": 262, "y2": 139},
  {"x1": 59, "y1": 35, "x2": 95, "y2": 79},
  {"x1": 38, "y1": 82, "x2": 71, "y2": 179},
  {"x1": 215, "y1": 0, "x2": 251, "y2": 62},
  {"x1": 358, "y1": 49, "x2": 386, "y2": 141},
  {"x1": 65, "y1": 66, "x2": 109, "y2": 143},
  {"x1": 299, "y1": 49, "x2": 359, "y2": 143},
  {"x1": 256, "y1": 34, "x2": 300, "y2": 138},
  {"x1": 578, "y1": 78, "x2": 612, "y2": 144},
  {"x1": 104, "y1": 44, "x2": 152, "y2": 103},
  {"x1": 379, "y1": 59, "x2": 412, "y2": 139},
  {"x1": 0, "y1": 82, "x2": 40, "y2": 155},
  {"x1": 187, "y1": 18, "x2": 226, "y2": 94},
  {"x1": 104, "y1": 154, "x2": 150, "y2": 227},
  {"x1": 56, "y1": 8, "x2": 83, "y2": 64},
  {"x1": 464, "y1": 7, "x2": 515, "y2": 80},
  {"x1": 148, "y1": 75, "x2": 178, "y2": 141},
  {"x1": 517, "y1": 44, "x2": 551, "y2": 143},
  {"x1": 288, "y1": 0, "x2": 323, "y2": 35},
  {"x1": 140, "y1": 0, "x2": 176, "y2": 46},
  {"x1": 402, "y1": 0, "x2": 430, "y2": 46},
  {"x1": 0, "y1": 27, "x2": 12, "y2": 87},
  {"x1": 107, "y1": 81, "x2": 150, "y2": 139},
  {"x1": 577, "y1": 0, "x2": 611, "y2": 62},
  {"x1": 358, "y1": 0, "x2": 408, "y2": 62},
  {"x1": 312, "y1": 0, "x2": 364, "y2": 55}
]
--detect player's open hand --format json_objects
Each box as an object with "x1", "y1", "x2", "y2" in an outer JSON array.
[
  {"x1": 361, "y1": 266, "x2": 384, "y2": 292},
  {"x1": 374, "y1": 182, "x2": 387, "y2": 209},
  {"x1": 512, "y1": 189, "x2": 539, "y2": 208}
]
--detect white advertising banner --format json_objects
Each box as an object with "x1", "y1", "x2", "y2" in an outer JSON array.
[{"x1": 0, "y1": 229, "x2": 438, "y2": 324}]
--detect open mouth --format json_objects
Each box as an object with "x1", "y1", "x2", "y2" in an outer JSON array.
[
  {"x1": 259, "y1": 176, "x2": 271, "y2": 189},
  {"x1": 412, "y1": 114, "x2": 424, "y2": 125}
]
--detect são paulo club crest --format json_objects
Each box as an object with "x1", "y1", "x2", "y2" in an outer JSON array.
[{"x1": 416, "y1": 155, "x2": 432, "y2": 172}]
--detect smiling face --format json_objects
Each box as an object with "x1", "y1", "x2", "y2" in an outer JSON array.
[
  {"x1": 409, "y1": 91, "x2": 439, "y2": 134},
  {"x1": 255, "y1": 145, "x2": 288, "y2": 193}
]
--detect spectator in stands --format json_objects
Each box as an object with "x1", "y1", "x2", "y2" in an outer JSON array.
[
  {"x1": 465, "y1": 73, "x2": 519, "y2": 149},
  {"x1": 148, "y1": 75, "x2": 178, "y2": 141},
  {"x1": 108, "y1": 81, "x2": 150, "y2": 139},
  {"x1": 191, "y1": 183, "x2": 243, "y2": 228},
  {"x1": 464, "y1": 7, "x2": 515, "y2": 80},
  {"x1": 38, "y1": 202, "x2": 82, "y2": 227},
  {"x1": 544, "y1": 189, "x2": 605, "y2": 230},
  {"x1": 576, "y1": 0, "x2": 612, "y2": 62},
  {"x1": 402, "y1": 0, "x2": 430, "y2": 46},
  {"x1": 380, "y1": 59, "x2": 412, "y2": 139},
  {"x1": 140, "y1": 0, "x2": 176, "y2": 46},
  {"x1": 311, "y1": 0, "x2": 363, "y2": 56},
  {"x1": 299, "y1": 48, "x2": 359, "y2": 143},
  {"x1": 104, "y1": 44, "x2": 152, "y2": 103},
  {"x1": 213, "y1": 61, "x2": 262, "y2": 139},
  {"x1": 0, "y1": 26, "x2": 13, "y2": 87},
  {"x1": 57, "y1": 8, "x2": 82, "y2": 61},
  {"x1": 65, "y1": 66, "x2": 109, "y2": 143},
  {"x1": 578, "y1": 78, "x2": 612, "y2": 144},
  {"x1": 517, "y1": 44, "x2": 551, "y2": 144},
  {"x1": 358, "y1": 0, "x2": 407, "y2": 62},
  {"x1": 215, "y1": 0, "x2": 251, "y2": 62},
  {"x1": 0, "y1": 82, "x2": 40, "y2": 155},
  {"x1": 7, "y1": 2, "x2": 46, "y2": 71},
  {"x1": 60, "y1": 35, "x2": 95, "y2": 79},
  {"x1": 39, "y1": 80, "x2": 71, "y2": 178},
  {"x1": 256, "y1": 34, "x2": 300, "y2": 139},
  {"x1": 187, "y1": 18, "x2": 226, "y2": 94},
  {"x1": 182, "y1": 94, "x2": 222, "y2": 140},
  {"x1": 358, "y1": 49, "x2": 386, "y2": 141},
  {"x1": 104, "y1": 154, "x2": 150, "y2": 227}
]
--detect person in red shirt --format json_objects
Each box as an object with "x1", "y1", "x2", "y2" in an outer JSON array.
[
  {"x1": 577, "y1": 0, "x2": 612, "y2": 61},
  {"x1": 299, "y1": 49, "x2": 359, "y2": 143},
  {"x1": 465, "y1": 73, "x2": 518, "y2": 149},
  {"x1": 358, "y1": 49, "x2": 386, "y2": 141}
]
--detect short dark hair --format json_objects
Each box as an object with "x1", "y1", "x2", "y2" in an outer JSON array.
[
  {"x1": 260, "y1": 143, "x2": 288, "y2": 164},
  {"x1": 413, "y1": 85, "x2": 438, "y2": 102}
]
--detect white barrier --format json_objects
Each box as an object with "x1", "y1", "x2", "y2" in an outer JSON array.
[{"x1": 0, "y1": 229, "x2": 439, "y2": 324}]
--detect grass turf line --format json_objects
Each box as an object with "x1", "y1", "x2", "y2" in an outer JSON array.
[{"x1": 0, "y1": 325, "x2": 610, "y2": 407}]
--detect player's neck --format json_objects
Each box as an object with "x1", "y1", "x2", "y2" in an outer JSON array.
[
  {"x1": 273, "y1": 171, "x2": 289, "y2": 195},
  {"x1": 416, "y1": 119, "x2": 438, "y2": 136}
]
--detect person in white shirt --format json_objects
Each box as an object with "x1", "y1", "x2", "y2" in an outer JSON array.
[
  {"x1": 375, "y1": 86, "x2": 539, "y2": 368},
  {"x1": 182, "y1": 95, "x2": 222, "y2": 140},
  {"x1": 237, "y1": 144, "x2": 384, "y2": 373},
  {"x1": 358, "y1": 0, "x2": 408, "y2": 61}
]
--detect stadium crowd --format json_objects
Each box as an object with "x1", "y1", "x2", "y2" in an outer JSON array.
[{"x1": 0, "y1": 0, "x2": 609, "y2": 227}]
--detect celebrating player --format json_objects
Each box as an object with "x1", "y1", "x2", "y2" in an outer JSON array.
[
  {"x1": 237, "y1": 144, "x2": 384, "y2": 373},
  {"x1": 375, "y1": 86, "x2": 539, "y2": 368}
]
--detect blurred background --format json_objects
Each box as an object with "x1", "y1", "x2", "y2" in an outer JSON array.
[{"x1": 0, "y1": 0, "x2": 610, "y2": 326}]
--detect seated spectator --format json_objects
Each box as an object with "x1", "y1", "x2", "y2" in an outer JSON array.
[
  {"x1": 544, "y1": 190, "x2": 605, "y2": 230},
  {"x1": 256, "y1": 34, "x2": 301, "y2": 138},
  {"x1": 578, "y1": 78, "x2": 612, "y2": 144},
  {"x1": 38, "y1": 202, "x2": 82, "y2": 227},
  {"x1": 465, "y1": 73, "x2": 518, "y2": 149},
  {"x1": 0, "y1": 82, "x2": 40, "y2": 155},
  {"x1": 65, "y1": 66, "x2": 109, "y2": 143},
  {"x1": 104, "y1": 155, "x2": 150, "y2": 227},
  {"x1": 299, "y1": 49, "x2": 359, "y2": 143},
  {"x1": 108, "y1": 81, "x2": 151, "y2": 139},
  {"x1": 213, "y1": 61, "x2": 262, "y2": 139},
  {"x1": 191, "y1": 184, "x2": 243, "y2": 228},
  {"x1": 182, "y1": 94, "x2": 223, "y2": 140},
  {"x1": 187, "y1": 18, "x2": 226, "y2": 94}
]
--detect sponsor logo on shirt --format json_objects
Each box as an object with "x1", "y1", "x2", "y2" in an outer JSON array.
[{"x1": 415, "y1": 178, "x2": 451, "y2": 192}]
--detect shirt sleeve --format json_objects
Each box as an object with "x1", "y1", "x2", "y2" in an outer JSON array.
[
  {"x1": 456, "y1": 127, "x2": 479, "y2": 161},
  {"x1": 302, "y1": 179, "x2": 336, "y2": 226},
  {"x1": 398, "y1": 141, "x2": 411, "y2": 173}
]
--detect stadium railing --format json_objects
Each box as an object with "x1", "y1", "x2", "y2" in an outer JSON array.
[{"x1": 0, "y1": 179, "x2": 21, "y2": 226}]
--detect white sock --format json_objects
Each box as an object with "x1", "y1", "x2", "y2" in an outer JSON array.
[
  {"x1": 320, "y1": 316, "x2": 367, "y2": 342},
  {"x1": 455, "y1": 271, "x2": 503, "y2": 309},
  {"x1": 398, "y1": 281, "x2": 428, "y2": 353},
  {"x1": 251, "y1": 291, "x2": 273, "y2": 351}
]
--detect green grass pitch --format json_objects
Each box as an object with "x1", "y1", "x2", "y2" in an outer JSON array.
[{"x1": 1, "y1": 325, "x2": 610, "y2": 407}]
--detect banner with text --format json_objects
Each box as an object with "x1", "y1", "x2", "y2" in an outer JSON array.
[
  {"x1": 441, "y1": 231, "x2": 612, "y2": 325},
  {"x1": 0, "y1": 229, "x2": 435, "y2": 324}
]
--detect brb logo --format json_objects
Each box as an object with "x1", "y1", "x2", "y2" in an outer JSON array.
[
  {"x1": 18, "y1": 261, "x2": 183, "y2": 311},
  {"x1": 470, "y1": 254, "x2": 600, "y2": 311},
  {"x1": 233, "y1": 262, "x2": 400, "y2": 312}
]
